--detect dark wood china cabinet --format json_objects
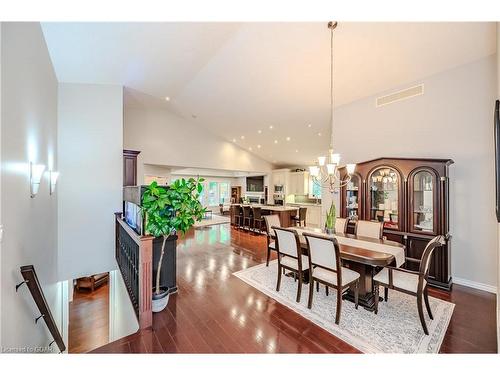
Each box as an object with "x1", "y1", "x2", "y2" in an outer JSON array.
[{"x1": 339, "y1": 157, "x2": 453, "y2": 290}]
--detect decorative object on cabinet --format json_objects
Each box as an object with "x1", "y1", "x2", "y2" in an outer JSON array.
[
  {"x1": 123, "y1": 149, "x2": 140, "y2": 187},
  {"x1": 339, "y1": 157, "x2": 453, "y2": 290}
]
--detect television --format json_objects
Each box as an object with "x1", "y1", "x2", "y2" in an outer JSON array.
[
  {"x1": 495, "y1": 100, "x2": 500, "y2": 222},
  {"x1": 124, "y1": 201, "x2": 142, "y2": 235},
  {"x1": 246, "y1": 176, "x2": 264, "y2": 192}
]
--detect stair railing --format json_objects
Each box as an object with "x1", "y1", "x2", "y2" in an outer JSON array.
[{"x1": 16, "y1": 265, "x2": 66, "y2": 353}]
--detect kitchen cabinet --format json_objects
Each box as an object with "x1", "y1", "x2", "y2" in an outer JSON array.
[
  {"x1": 305, "y1": 205, "x2": 321, "y2": 227},
  {"x1": 288, "y1": 171, "x2": 309, "y2": 195},
  {"x1": 288, "y1": 204, "x2": 322, "y2": 228},
  {"x1": 271, "y1": 170, "x2": 289, "y2": 187}
]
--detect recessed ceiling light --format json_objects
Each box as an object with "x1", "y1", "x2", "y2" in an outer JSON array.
[
  {"x1": 269, "y1": 125, "x2": 274, "y2": 130},
  {"x1": 307, "y1": 124, "x2": 312, "y2": 128},
  {"x1": 274, "y1": 140, "x2": 278, "y2": 144},
  {"x1": 192, "y1": 114, "x2": 197, "y2": 119},
  {"x1": 257, "y1": 145, "x2": 261, "y2": 149},
  {"x1": 165, "y1": 96, "x2": 170, "y2": 101},
  {"x1": 295, "y1": 149, "x2": 299, "y2": 153},
  {"x1": 286, "y1": 136, "x2": 291, "y2": 141},
  {"x1": 258, "y1": 130, "x2": 262, "y2": 134},
  {"x1": 318, "y1": 132, "x2": 322, "y2": 136},
  {"x1": 232, "y1": 138, "x2": 236, "y2": 142},
  {"x1": 249, "y1": 147, "x2": 252, "y2": 151},
  {"x1": 240, "y1": 135, "x2": 245, "y2": 140},
  {"x1": 273, "y1": 160, "x2": 277, "y2": 163}
]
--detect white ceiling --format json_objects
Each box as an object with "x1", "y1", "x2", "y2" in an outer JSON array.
[{"x1": 42, "y1": 22, "x2": 496, "y2": 166}]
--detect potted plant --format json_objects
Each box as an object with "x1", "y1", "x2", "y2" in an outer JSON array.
[
  {"x1": 141, "y1": 178, "x2": 205, "y2": 312},
  {"x1": 325, "y1": 202, "x2": 336, "y2": 234}
]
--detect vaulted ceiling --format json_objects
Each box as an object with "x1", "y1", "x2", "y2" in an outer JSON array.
[{"x1": 42, "y1": 22, "x2": 496, "y2": 166}]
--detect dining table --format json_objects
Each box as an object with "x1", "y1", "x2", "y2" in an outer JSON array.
[{"x1": 291, "y1": 226, "x2": 406, "y2": 311}]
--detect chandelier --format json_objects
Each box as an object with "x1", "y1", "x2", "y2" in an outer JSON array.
[{"x1": 309, "y1": 21, "x2": 355, "y2": 193}]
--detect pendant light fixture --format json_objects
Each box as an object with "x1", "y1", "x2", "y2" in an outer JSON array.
[{"x1": 309, "y1": 22, "x2": 355, "y2": 193}]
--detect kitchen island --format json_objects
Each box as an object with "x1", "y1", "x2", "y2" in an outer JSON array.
[{"x1": 230, "y1": 204, "x2": 298, "y2": 228}]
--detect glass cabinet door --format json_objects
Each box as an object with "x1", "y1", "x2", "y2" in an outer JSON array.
[
  {"x1": 345, "y1": 174, "x2": 360, "y2": 220},
  {"x1": 412, "y1": 171, "x2": 434, "y2": 233},
  {"x1": 369, "y1": 168, "x2": 399, "y2": 229}
]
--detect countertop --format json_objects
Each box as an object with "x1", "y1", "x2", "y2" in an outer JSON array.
[
  {"x1": 286, "y1": 202, "x2": 322, "y2": 207},
  {"x1": 230, "y1": 204, "x2": 298, "y2": 212}
]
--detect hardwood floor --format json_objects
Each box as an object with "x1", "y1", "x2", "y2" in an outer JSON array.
[
  {"x1": 69, "y1": 282, "x2": 110, "y2": 353},
  {"x1": 92, "y1": 224, "x2": 497, "y2": 353}
]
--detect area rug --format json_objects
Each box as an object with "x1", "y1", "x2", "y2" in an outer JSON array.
[
  {"x1": 233, "y1": 260, "x2": 454, "y2": 353},
  {"x1": 192, "y1": 214, "x2": 230, "y2": 228}
]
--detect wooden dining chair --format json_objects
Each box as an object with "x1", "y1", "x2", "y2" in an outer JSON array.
[
  {"x1": 303, "y1": 232, "x2": 360, "y2": 324},
  {"x1": 354, "y1": 220, "x2": 383, "y2": 239},
  {"x1": 272, "y1": 227, "x2": 309, "y2": 303},
  {"x1": 334, "y1": 218, "x2": 349, "y2": 234},
  {"x1": 373, "y1": 235, "x2": 445, "y2": 335},
  {"x1": 264, "y1": 215, "x2": 281, "y2": 266}
]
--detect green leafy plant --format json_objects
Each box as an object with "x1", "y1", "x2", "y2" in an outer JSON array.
[
  {"x1": 142, "y1": 178, "x2": 206, "y2": 295},
  {"x1": 325, "y1": 202, "x2": 336, "y2": 231}
]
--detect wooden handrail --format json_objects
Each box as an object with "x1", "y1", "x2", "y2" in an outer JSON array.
[
  {"x1": 17, "y1": 265, "x2": 66, "y2": 353},
  {"x1": 115, "y1": 214, "x2": 153, "y2": 329}
]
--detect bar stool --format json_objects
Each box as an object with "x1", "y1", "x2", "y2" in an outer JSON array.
[
  {"x1": 235, "y1": 206, "x2": 244, "y2": 229},
  {"x1": 252, "y1": 207, "x2": 265, "y2": 234},
  {"x1": 292, "y1": 207, "x2": 307, "y2": 227},
  {"x1": 242, "y1": 206, "x2": 253, "y2": 231}
]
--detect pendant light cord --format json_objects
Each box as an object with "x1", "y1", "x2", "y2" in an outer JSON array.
[{"x1": 329, "y1": 23, "x2": 335, "y2": 152}]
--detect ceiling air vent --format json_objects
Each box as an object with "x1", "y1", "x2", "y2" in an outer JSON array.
[{"x1": 376, "y1": 84, "x2": 424, "y2": 107}]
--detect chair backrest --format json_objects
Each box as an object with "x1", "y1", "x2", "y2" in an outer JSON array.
[
  {"x1": 419, "y1": 235, "x2": 445, "y2": 277},
  {"x1": 264, "y1": 215, "x2": 281, "y2": 236},
  {"x1": 304, "y1": 233, "x2": 341, "y2": 273},
  {"x1": 334, "y1": 218, "x2": 348, "y2": 234},
  {"x1": 237, "y1": 205, "x2": 244, "y2": 215},
  {"x1": 252, "y1": 206, "x2": 262, "y2": 220},
  {"x1": 355, "y1": 220, "x2": 383, "y2": 239},
  {"x1": 299, "y1": 207, "x2": 307, "y2": 220},
  {"x1": 273, "y1": 227, "x2": 300, "y2": 258},
  {"x1": 243, "y1": 206, "x2": 252, "y2": 217}
]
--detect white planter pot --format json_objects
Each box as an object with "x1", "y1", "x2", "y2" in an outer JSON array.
[{"x1": 152, "y1": 287, "x2": 169, "y2": 313}]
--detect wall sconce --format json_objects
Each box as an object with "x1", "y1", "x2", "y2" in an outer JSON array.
[
  {"x1": 49, "y1": 171, "x2": 59, "y2": 195},
  {"x1": 30, "y1": 162, "x2": 46, "y2": 198}
]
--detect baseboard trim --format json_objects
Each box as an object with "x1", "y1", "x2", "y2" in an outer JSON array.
[{"x1": 453, "y1": 277, "x2": 497, "y2": 294}]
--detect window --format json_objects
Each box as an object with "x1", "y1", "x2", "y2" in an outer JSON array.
[
  {"x1": 309, "y1": 177, "x2": 322, "y2": 199},
  {"x1": 219, "y1": 182, "x2": 230, "y2": 204},
  {"x1": 208, "y1": 182, "x2": 218, "y2": 206},
  {"x1": 198, "y1": 182, "x2": 206, "y2": 206}
]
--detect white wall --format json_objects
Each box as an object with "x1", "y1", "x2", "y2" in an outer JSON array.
[
  {"x1": 124, "y1": 107, "x2": 273, "y2": 182},
  {"x1": 58, "y1": 83, "x2": 123, "y2": 280},
  {"x1": 0, "y1": 21, "x2": 3, "y2": 346},
  {"x1": 1, "y1": 22, "x2": 63, "y2": 351},
  {"x1": 330, "y1": 55, "x2": 498, "y2": 291},
  {"x1": 144, "y1": 164, "x2": 171, "y2": 185},
  {"x1": 496, "y1": 22, "x2": 500, "y2": 348}
]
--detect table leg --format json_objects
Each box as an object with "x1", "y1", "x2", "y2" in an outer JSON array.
[{"x1": 342, "y1": 261, "x2": 379, "y2": 311}]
